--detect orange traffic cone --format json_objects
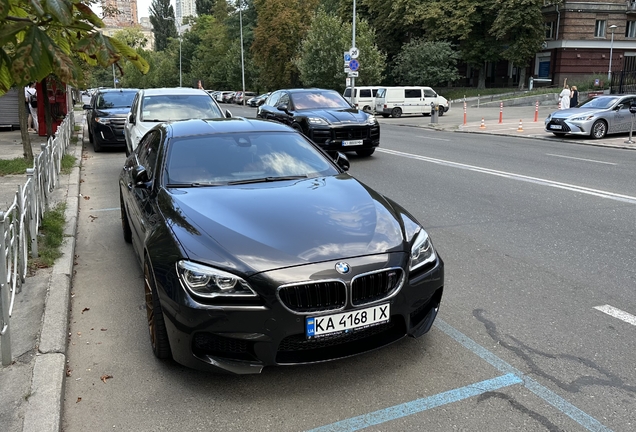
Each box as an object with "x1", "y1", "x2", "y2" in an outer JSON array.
[
  {"x1": 517, "y1": 119, "x2": 524, "y2": 132},
  {"x1": 558, "y1": 101, "x2": 561, "y2": 110},
  {"x1": 479, "y1": 118, "x2": 486, "y2": 129}
]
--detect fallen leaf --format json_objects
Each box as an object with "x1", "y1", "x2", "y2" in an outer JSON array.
[
  {"x1": 100, "y1": 328, "x2": 107, "y2": 331},
  {"x1": 101, "y1": 374, "x2": 113, "y2": 383},
  {"x1": 76, "y1": 397, "x2": 82, "y2": 403},
  {"x1": 66, "y1": 368, "x2": 72, "y2": 377},
  {"x1": 77, "y1": 332, "x2": 81, "y2": 336},
  {"x1": 81, "y1": 308, "x2": 90, "y2": 314},
  {"x1": 83, "y1": 196, "x2": 90, "y2": 200}
]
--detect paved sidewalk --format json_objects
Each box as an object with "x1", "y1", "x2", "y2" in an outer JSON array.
[{"x1": 0, "y1": 122, "x2": 82, "y2": 432}]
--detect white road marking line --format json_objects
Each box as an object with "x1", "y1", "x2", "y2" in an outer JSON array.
[
  {"x1": 546, "y1": 154, "x2": 617, "y2": 165},
  {"x1": 416, "y1": 136, "x2": 450, "y2": 141},
  {"x1": 377, "y1": 148, "x2": 636, "y2": 204},
  {"x1": 593, "y1": 305, "x2": 636, "y2": 326}
]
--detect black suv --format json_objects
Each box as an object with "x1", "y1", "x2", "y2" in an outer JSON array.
[
  {"x1": 84, "y1": 88, "x2": 138, "y2": 152},
  {"x1": 256, "y1": 88, "x2": 380, "y2": 157}
]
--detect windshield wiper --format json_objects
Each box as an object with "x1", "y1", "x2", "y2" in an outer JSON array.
[
  {"x1": 166, "y1": 182, "x2": 224, "y2": 187},
  {"x1": 226, "y1": 175, "x2": 308, "y2": 185}
]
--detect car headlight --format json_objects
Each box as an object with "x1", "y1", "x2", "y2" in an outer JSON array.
[
  {"x1": 367, "y1": 115, "x2": 377, "y2": 124},
  {"x1": 571, "y1": 115, "x2": 595, "y2": 121},
  {"x1": 308, "y1": 117, "x2": 329, "y2": 125},
  {"x1": 95, "y1": 117, "x2": 111, "y2": 124},
  {"x1": 177, "y1": 261, "x2": 257, "y2": 298},
  {"x1": 545, "y1": 114, "x2": 552, "y2": 122},
  {"x1": 410, "y1": 230, "x2": 437, "y2": 271}
]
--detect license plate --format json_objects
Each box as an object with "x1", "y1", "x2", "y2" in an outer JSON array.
[
  {"x1": 550, "y1": 124, "x2": 562, "y2": 130},
  {"x1": 306, "y1": 303, "x2": 390, "y2": 338},
  {"x1": 342, "y1": 139, "x2": 363, "y2": 146}
]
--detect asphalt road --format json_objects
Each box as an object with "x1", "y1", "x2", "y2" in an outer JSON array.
[{"x1": 62, "y1": 105, "x2": 636, "y2": 431}]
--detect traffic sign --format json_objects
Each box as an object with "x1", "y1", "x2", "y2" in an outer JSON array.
[
  {"x1": 344, "y1": 67, "x2": 351, "y2": 73},
  {"x1": 349, "y1": 59, "x2": 359, "y2": 72},
  {"x1": 344, "y1": 52, "x2": 351, "y2": 62},
  {"x1": 348, "y1": 71, "x2": 359, "y2": 78},
  {"x1": 350, "y1": 47, "x2": 359, "y2": 59}
]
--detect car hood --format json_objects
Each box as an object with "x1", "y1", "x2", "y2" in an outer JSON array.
[
  {"x1": 549, "y1": 107, "x2": 603, "y2": 119},
  {"x1": 164, "y1": 175, "x2": 407, "y2": 274},
  {"x1": 95, "y1": 107, "x2": 130, "y2": 117},
  {"x1": 299, "y1": 108, "x2": 370, "y2": 124}
]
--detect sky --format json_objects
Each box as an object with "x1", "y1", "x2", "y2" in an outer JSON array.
[{"x1": 137, "y1": 0, "x2": 152, "y2": 19}]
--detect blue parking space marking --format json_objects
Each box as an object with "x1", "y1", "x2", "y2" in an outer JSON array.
[
  {"x1": 307, "y1": 319, "x2": 614, "y2": 432},
  {"x1": 306, "y1": 374, "x2": 522, "y2": 432},
  {"x1": 434, "y1": 319, "x2": 614, "y2": 432}
]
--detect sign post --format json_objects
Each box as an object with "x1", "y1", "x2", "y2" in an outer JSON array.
[{"x1": 626, "y1": 104, "x2": 636, "y2": 144}]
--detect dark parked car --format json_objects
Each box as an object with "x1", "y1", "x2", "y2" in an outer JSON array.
[
  {"x1": 119, "y1": 118, "x2": 444, "y2": 374},
  {"x1": 247, "y1": 92, "x2": 270, "y2": 107},
  {"x1": 84, "y1": 88, "x2": 138, "y2": 152},
  {"x1": 257, "y1": 88, "x2": 380, "y2": 157}
]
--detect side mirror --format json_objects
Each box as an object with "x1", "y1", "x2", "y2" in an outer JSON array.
[
  {"x1": 225, "y1": 110, "x2": 232, "y2": 118},
  {"x1": 132, "y1": 165, "x2": 150, "y2": 186},
  {"x1": 128, "y1": 112, "x2": 135, "y2": 125},
  {"x1": 83, "y1": 104, "x2": 91, "y2": 110},
  {"x1": 616, "y1": 104, "x2": 624, "y2": 111},
  {"x1": 333, "y1": 152, "x2": 350, "y2": 171},
  {"x1": 277, "y1": 104, "x2": 290, "y2": 113}
]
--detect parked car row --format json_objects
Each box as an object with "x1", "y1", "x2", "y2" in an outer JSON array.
[{"x1": 207, "y1": 90, "x2": 259, "y2": 105}]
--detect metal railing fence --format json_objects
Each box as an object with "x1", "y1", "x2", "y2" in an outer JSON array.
[{"x1": 0, "y1": 111, "x2": 75, "y2": 366}]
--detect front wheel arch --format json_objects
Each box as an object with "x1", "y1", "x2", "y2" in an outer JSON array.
[{"x1": 590, "y1": 119, "x2": 608, "y2": 139}]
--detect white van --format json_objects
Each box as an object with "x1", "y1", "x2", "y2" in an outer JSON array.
[
  {"x1": 375, "y1": 86, "x2": 449, "y2": 118},
  {"x1": 343, "y1": 86, "x2": 381, "y2": 112}
]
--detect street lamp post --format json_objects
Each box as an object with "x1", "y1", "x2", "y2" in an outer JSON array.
[
  {"x1": 239, "y1": 0, "x2": 246, "y2": 105},
  {"x1": 608, "y1": 24, "x2": 618, "y2": 82},
  {"x1": 164, "y1": 16, "x2": 182, "y2": 87}
]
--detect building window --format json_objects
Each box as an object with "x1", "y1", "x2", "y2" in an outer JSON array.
[
  {"x1": 595, "y1": 20, "x2": 606, "y2": 38},
  {"x1": 627, "y1": 21, "x2": 636, "y2": 38},
  {"x1": 545, "y1": 22, "x2": 554, "y2": 39}
]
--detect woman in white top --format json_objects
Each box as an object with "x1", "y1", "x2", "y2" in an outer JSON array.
[
  {"x1": 559, "y1": 85, "x2": 571, "y2": 110},
  {"x1": 25, "y1": 82, "x2": 39, "y2": 132}
]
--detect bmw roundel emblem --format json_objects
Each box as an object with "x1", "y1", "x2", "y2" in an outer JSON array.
[{"x1": 335, "y1": 262, "x2": 350, "y2": 274}]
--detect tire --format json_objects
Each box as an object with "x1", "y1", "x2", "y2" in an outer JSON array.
[
  {"x1": 356, "y1": 148, "x2": 376, "y2": 157},
  {"x1": 144, "y1": 258, "x2": 172, "y2": 360},
  {"x1": 552, "y1": 132, "x2": 566, "y2": 137},
  {"x1": 438, "y1": 107, "x2": 445, "y2": 117},
  {"x1": 391, "y1": 108, "x2": 402, "y2": 118},
  {"x1": 120, "y1": 191, "x2": 132, "y2": 244},
  {"x1": 591, "y1": 120, "x2": 607, "y2": 139},
  {"x1": 93, "y1": 134, "x2": 103, "y2": 152},
  {"x1": 362, "y1": 105, "x2": 372, "y2": 112}
]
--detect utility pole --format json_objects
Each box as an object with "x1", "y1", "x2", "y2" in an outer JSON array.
[{"x1": 350, "y1": 0, "x2": 356, "y2": 104}]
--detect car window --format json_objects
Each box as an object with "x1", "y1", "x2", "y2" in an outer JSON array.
[
  {"x1": 137, "y1": 130, "x2": 162, "y2": 179},
  {"x1": 290, "y1": 91, "x2": 350, "y2": 110},
  {"x1": 130, "y1": 93, "x2": 140, "y2": 119},
  {"x1": 376, "y1": 88, "x2": 386, "y2": 98},
  {"x1": 372, "y1": 89, "x2": 379, "y2": 97},
  {"x1": 579, "y1": 97, "x2": 620, "y2": 109},
  {"x1": 405, "y1": 89, "x2": 422, "y2": 98},
  {"x1": 360, "y1": 89, "x2": 371, "y2": 98},
  {"x1": 140, "y1": 94, "x2": 223, "y2": 121},
  {"x1": 424, "y1": 89, "x2": 437, "y2": 97},
  {"x1": 618, "y1": 98, "x2": 636, "y2": 110},
  {"x1": 278, "y1": 93, "x2": 290, "y2": 107},
  {"x1": 96, "y1": 91, "x2": 136, "y2": 109},
  {"x1": 267, "y1": 92, "x2": 281, "y2": 107},
  {"x1": 165, "y1": 132, "x2": 339, "y2": 185}
]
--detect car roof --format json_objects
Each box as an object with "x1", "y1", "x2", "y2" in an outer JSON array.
[
  {"x1": 278, "y1": 88, "x2": 336, "y2": 94},
  {"x1": 139, "y1": 88, "x2": 212, "y2": 96},
  {"x1": 167, "y1": 117, "x2": 297, "y2": 137},
  {"x1": 97, "y1": 88, "x2": 139, "y2": 93}
]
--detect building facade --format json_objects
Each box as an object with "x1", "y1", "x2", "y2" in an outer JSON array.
[
  {"x1": 536, "y1": 0, "x2": 636, "y2": 88},
  {"x1": 102, "y1": 0, "x2": 138, "y2": 27},
  {"x1": 176, "y1": 0, "x2": 197, "y2": 26}
]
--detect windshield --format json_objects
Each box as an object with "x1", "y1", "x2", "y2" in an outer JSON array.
[
  {"x1": 291, "y1": 91, "x2": 351, "y2": 110},
  {"x1": 579, "y1": 96, "x2": 620, "y2": 110},
  {"x1": 165, "y1": 132, "x2": 339, "y2": 185},
  {"x1": 141, "y1": 94, "x2": 223, "y2": 122},
  {"x1": 96, "y1": 91, "x2": 136, "y2": 109}
]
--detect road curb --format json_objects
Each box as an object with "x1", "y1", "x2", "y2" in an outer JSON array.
[{"x1": 22, "y1": 137, "x2": 82, "y2": 432}]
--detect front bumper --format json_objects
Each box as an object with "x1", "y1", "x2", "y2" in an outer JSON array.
[
  {"x1": 545, "y1": 118, "x2": 591, "y2": 135},
  {"x1": 92, "y1": 119, "x2": 127, "y2": 146},
  {"x1": 307, "y1": 124, "x2": 380, "y2": 152},
  {"x1": 159, "y1": 253, "x2": 444, "y2": 374}
]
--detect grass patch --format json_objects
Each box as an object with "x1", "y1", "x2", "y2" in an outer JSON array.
[
  {"x1": 0, "y1": 158, "x2": 30, "y2": 176},
  {"x1": 74, "y1": 124, "x2": 81, "y2": 132},
  {"x1": 61, "y1": 154, "x2": 76, "y2": 174},
  {"x1": 30, "y1": 203, "x2": 66, "y2": 270}
]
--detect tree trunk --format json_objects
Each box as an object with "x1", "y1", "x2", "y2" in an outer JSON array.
[
  {"x1": 17, "y1": 86, "x2": 34, "y2": 162},
  {"x1": 518, "y1": 67, "x2": 527, "y2": 91},
  {"x1": 477, "y1": 67, "x2": 486, "y2": 89},
  {"x1": 42, "y1": 78, "x2": 54, "y2": 138}
]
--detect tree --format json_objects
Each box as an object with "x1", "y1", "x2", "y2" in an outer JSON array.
[
  {"x1": 252, "y1": 0, "x2": 319, "y2": 90},
  {"x1": 150, "y1": 0, "x2": 178, "y2": 51},
  {"x1": 113, "y1": 28, "x2": 149, "y2": 50},
  {"x1": 392, "y1": 40, "x2": 460, "y2": 86},
  {"x1": 296, "y1": 8, "x2": 385, "y2": 92},
  {"x1": 1, "y1": 0, "x2": 149, "y2": 160},
  {"x1": 490, "y1": 0, "x2": 545, "y2": 89}
]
